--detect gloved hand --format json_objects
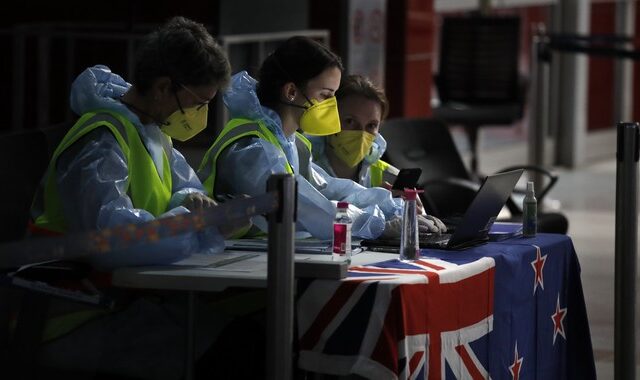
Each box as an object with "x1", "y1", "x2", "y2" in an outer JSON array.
[
  {"x1": 381, "y1": 216, "x2": 402, "y2": 239},
  {"x1": 181, "y1": 192, "x2": 218, "y2": 211},
  {"x1": 382, "y1": 181, "x2": 426, "y2": 215},
  {"x1": 215, "y1": 194, "x2": 253, "y2": 239},
  {"x1": 418, "y1": 214, "x2": 447, "y2": 234}
]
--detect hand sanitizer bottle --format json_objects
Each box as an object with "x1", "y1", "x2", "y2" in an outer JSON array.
[
  {"x1": 400, "y1": 188, "x2": 420, "y2": 261},
  {"x1": 523, "y1": 181, "x2": 537, "y2": 237}
]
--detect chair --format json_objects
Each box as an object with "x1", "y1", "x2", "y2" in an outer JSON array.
[
  {"x1": 432, "y1": 14, "x2": 526, "y2": 174},
  {"x1": 0, "y1": 122, "x2": 71, "y2": 241},
  {"x1": 380, "y1": 117, "x2": 569, "y2": 234},
  {"x1": 0, "y1": 129, "x2": 49, "y2": 242}
]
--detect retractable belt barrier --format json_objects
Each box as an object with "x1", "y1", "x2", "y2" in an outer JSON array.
[
  {"x1": 0, "y1": 173, "x2": 298, "y2": 380},
  {"x1": 530, "y1": 31, "x2": 640, "y2": 380},
  {"x1": 615, "y1": 123, "x2": 638, "y2": 380},
  {"x1": 0, "y1": 192, "x2": 279, "y2": 269},
  {"x1": 535, "y1": 32, "x2": 637, "y2": 61}
]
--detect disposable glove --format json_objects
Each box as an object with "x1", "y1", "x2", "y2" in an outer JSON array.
[
  {"x1": 418, "y1": 214, "x2": 447, "y2": 234},
  {"x1": 381, "y1": 216, "x2": 402, "y2": 239},
  {"x1": 181, "y1": 192, "x2": 218, "y2": 211},
  {"x1": 383, "y1": 181, "x2": 425, "y2": 215},
  {"x1": 213, "y1": 194, "x2": 253, "y2": 239},
  {"x1": 182, "y1": 193, "x2": 253, "y2": 239}
]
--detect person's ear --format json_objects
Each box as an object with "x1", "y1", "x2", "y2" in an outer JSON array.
[
  {"x1": 281, "y1": 82, "x2": 298, "y2": 103},
  {"x1": 151, "y1": 77, "x2": 173, "y2": 101}
]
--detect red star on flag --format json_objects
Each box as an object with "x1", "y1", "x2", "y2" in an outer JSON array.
[
  {"x1": 509, "y1": 341, "x2": 523, "y2": 380},
  {"x1": 530, "y1": 245, "x2": 547, "y2": 294},
  {"x1": 551, "y1": 294, "x2": 567, "y2": 344}
]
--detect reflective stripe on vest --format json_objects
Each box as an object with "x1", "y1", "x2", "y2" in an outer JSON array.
[
  {"x1": 294, "y1": 132, "x2": 312, "y2": 180},
  {"x1": 199, "y1": 118, "x2": 311, "y2": 196},
  {"x1": 369, "y1": 159, "x2": 399, "y2": 188},
  {"x1": 32, "y1": 110, "x2": 173, "y2": 233}
]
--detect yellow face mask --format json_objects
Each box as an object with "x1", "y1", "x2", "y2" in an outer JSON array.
[
  {"x1": 299, "y1": 96, "x2": 341, "y2": 136},
  {"x1": 328, "y1": 130, "x2": 376, "y2": 168},
  {"x1": 161, "y1": 104, "x2": 208, "y2": 142}
]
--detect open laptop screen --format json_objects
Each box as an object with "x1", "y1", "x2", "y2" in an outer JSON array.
[{"x1": 362, "y1": 169, "x2": 524, "y2": 251}]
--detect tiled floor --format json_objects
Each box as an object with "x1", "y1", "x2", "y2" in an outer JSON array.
[{"x1": 471, "y1": 129, "x2": 640, "y2": 379}]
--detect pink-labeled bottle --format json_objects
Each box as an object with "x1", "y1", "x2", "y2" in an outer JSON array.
[
  {"x1": 400, "y1": 188, "x2": 420, "y2": 261},
  {"x1": 332, "y1": 201, "x2": 352, "y2": 263}
]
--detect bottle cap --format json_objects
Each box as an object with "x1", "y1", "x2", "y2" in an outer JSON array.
[
  {"x1": 403, "y1": 188, "x2": 424, "y2": 201},
  {"x1": 337, "y1": 201, "x2": 349, "y2": 209},
  {"x1": 527, "y1": 181, "x2": 535, "y2": 193}
]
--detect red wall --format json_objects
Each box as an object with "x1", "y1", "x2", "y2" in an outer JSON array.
[
  {"x1": 403, "y1": 0, "x2": 435, "y2": 117},
  {"x1": 588, "y1": 3, "x2": 616, "y2": 131},
  {"x1": 385, "y1": 0, "x2": 434, "y2": 118}
]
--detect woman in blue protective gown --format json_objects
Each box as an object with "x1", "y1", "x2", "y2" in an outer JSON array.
[
  {"x1": 198, "y1": 36, "x2": 442, "y2": 240},
  {"x1": 31, "y1": 47, "x2": 233, "y2": 270},
  {"x1": 33, "y1": 17, "x2": 254, "y2": 380},
  {"x1": 306, "y1": 74, "x2": 446, "y2": 232}
]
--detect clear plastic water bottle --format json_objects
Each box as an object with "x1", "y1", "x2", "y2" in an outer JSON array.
[
  {"x1": 332, "y1": 201, "x2": 352, "y2": 263},
  {"x1": 400, "y1": 188, "x2": 420, "y2": 261},
  {"x1": 522, "y1": 181, "x2": 537, "y2": 237}
]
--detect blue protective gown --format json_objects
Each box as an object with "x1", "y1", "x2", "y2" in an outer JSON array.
[
  {"x1": 36, "y1": 65, "x2": 224, "y2": 270},
  {"x1": 203, "y1": 71, "x2": 402, "y2": 240}
]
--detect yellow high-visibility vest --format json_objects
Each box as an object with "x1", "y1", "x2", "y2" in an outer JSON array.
[{"x1": 32, "y1": 110, "x2": 172, "y2": 233}]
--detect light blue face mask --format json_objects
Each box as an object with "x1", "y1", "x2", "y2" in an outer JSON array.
[
  {"x1": 363, "y1": 134, "x2": 386, "y2": 164},
  {"x1": 363, "y1": 142, "x2": 381, "y2": 164}
]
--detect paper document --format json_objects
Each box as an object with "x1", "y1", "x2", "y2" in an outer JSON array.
[
  {"x1": 225, "y1": 238, "x2": 330, "y2": 254},
  {"x1": 172, "y1": 252, "x2": 261, "y2": 267}
]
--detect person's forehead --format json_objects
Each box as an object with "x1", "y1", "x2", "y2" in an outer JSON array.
[
  {"x1": 188, "y1": 84, "x2": 218, "y2": 101},
  {"x1": 339, "y1": 95, "x2": 382, "y2": 119},
  {"x1": 306, "y1": 67, "x2": 341, "y2": 91}
]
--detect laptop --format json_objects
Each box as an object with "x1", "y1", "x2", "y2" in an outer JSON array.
[{"x1": 361, "y1": 169, "x2": 524, "y2": 251}]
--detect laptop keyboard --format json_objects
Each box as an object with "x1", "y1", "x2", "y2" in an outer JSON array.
[{"x1": 419, "y1": 233, "x2": 451, "y2": 248}]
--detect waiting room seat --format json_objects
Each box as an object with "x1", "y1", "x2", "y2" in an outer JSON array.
[
  {"x1": 432, "y1": 14, "x2": 526, "y2": 174},
  {"x1": 380, "y1": 117, "x2": 569, "y2": 234},
  {"x1": 0, "y1": 129, "x2": 49, "y2": 242}
]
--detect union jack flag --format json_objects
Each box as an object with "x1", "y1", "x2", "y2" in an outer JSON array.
[{"x1": 296, "y1": 234, "x2": 595, "y2": 380}]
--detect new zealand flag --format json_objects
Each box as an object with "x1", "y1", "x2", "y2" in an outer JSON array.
[{"x1": 296, "y1": 234, "x2": 595, "y2": 379}]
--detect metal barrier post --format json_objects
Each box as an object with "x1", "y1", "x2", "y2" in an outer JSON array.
[
  {"x1": 614, "y1": 122, "x2": 638, "y2": 380},
  {"x1": 528, "y1": 26, "x2": 549, "y2": 194},
  {"x1": 266, "y1": 174, "x2": 296, "y2": 380}
]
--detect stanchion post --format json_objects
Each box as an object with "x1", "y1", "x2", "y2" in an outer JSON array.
[
  {"x1": 614, "y1": 122, "x2": 638, "y2": 380},
  {"x1": 528, "y1": 25, "x2": 550, "y2": 198},
  {"x1": 266, "y1": 174, "x2": 296, "y2": 380}
]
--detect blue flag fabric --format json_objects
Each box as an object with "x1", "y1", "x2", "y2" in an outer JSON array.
[{"x1": 297, "y1": 233, "x2": 596, "y2": 379}]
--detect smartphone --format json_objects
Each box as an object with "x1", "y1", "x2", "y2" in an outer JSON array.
[{"x1": 392, "y1": 168, "x2": 423, "y2": 190}]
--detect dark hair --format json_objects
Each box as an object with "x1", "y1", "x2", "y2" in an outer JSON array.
[
  {"x1": 256, "y1": 36, "x2": 343, "y2": 109},
  {"x1": 336, "y1": 75, "x2": 389, "y2": 120},
  {"x1": 133, "y1": 16, "x2": 231, "y2": 94}
]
